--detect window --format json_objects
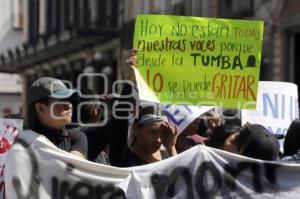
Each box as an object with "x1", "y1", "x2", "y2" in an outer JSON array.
[
  {"x1": 218, "y1": 0, "x2": 254, "y2": 18},
  {"x1": 12, "y1": 0, "x2": 24, "y2": 29},
  {"x1": 173, "y1": 1, "x2": 186, "y2": 16}
]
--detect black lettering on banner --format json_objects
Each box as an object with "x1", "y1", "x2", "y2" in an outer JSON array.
[
  {"x1": 52, "y1": 177, "x2": 125, "y2": 199},
  {"x1": 151, "y1": 161, "x2": 279, "y2": 198},
  {"x1": 224, "y1": 162, "x2": 278, "y2": 193},
  {"x1": 68, "y1": 181, "x2": 97, "y2": 199},
  {"x1": 151, "y1": 167, "x2": 194, "y2": 199},
  {"x1": 51, "y1": 165, "x2": 126, "y2": 199},
  {"x1": 0, "y1": 182, "x2": 5, "y2": 199},
  {"x1": 98, "y1": 184, "x2": 126, "y2": 199},
  {"x1": 11, "y1": 137, "x2": 280, "y2": 198},
  {"x1": 195, "y1": 161, "x2": 222, "y2": 199},
  {"x1": 252, "y1": 163, "x2": 262, "y2": 193},
  {"x1": 51, "y1": 177, "x2": 59, "y2": 199},
  {"x1": 10, "y1": 137, "x2": 126, "y2": 199},
  {"x1": 151, "y1": 174, "x2": 169, "y2": 198},
  {"x1": 224, "y1": 162, "x2": 262, "y2": 192},
  {"x1": 217, "y1": 164, "x2": 250, "y2": 199},
  {"x1": 12, "y1": 138, "x2": 41, "y2": 199},
  {"x1": 52, "y1": 165, "x2": 126, "y2": 199},
  {"x1": 264, "y1": 163, "x2": 278, "y2": 185}
]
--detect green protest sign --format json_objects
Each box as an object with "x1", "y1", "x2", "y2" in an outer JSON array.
[{"x1": 133, "y1": 15, "x2": 264, "y2": 109}]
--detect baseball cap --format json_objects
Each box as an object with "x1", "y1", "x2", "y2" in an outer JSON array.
[
  {"x1": 236, "y1": 124, "x2": 280, "y2": 161},
  {"x1": 28, "y1": 77, "x2": 78, "y2": 105}
]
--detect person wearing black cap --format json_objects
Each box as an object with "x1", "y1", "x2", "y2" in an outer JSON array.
[
  {"x1": 236, "y1": 124, "x2": 280, "y2": 161},
  {"x1": 220, "y1": 124, "x2": 280, "y2": 161},
  {"x1": 282, "y1": 119, "x2": 300, "y2": 162},
  {"x1": 27, "y1": 77, "x2": 87, "y2": 159}
]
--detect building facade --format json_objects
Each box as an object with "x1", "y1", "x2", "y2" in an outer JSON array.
[
  {"x1": 0, "y1": 73, "x2": 22, "y2": 117},
  {"x1": 0, "y1": 0, "x2": 23, "y2": 116}
]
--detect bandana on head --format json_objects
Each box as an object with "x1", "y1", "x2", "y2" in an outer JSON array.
[{"x1": 137, "y1": 114, "x2": 168, "y2": 126}]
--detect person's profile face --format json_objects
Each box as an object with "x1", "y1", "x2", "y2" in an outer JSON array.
[
  {"x1": 36, "y1": 98, "x2": 72, "y2": 129},
  {"x1": 49, "y1": 98, "x2": 72, "y2": 120}
]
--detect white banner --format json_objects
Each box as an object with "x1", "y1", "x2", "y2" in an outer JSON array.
[
  {"x1": 5, "y1": 130, "x2": 300, "y2": 198},
  {"x1": 242, "y1": 81, "x2": 299, "y2": 151},
  {"x1": 162, "y1": 105, "x2": 212, "y2": 134},
  {"x1": 0, "y1": 118, "x2": 23, "y2": 199}
]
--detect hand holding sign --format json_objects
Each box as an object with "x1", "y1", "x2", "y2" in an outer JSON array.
[{"x1": 126, "y1": 48, "x2": 138, "y2": 81}]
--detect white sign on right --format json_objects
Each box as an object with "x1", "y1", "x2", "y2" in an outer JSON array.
[{"x1": 242, "y1": 81, "x2": 299, "y2": 151}]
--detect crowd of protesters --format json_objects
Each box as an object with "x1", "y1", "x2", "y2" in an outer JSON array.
[{"x1": 5, "y1": 48, "x2": 299, "y2": 167}]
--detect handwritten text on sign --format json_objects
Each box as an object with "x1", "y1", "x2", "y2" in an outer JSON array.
[{"x1": 133, "y1": 15, "x2": 264, "y2": 109}]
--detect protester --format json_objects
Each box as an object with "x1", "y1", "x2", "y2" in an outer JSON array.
[
  {"x1": 73, "y1": 48, "x2": 178, "y2": 166},
  {"x1": 27, "y1": 77, "x2": 87, "y2": 159},
  {"x1": 175, "y1": 117, "x2": 207, "y2": 153},
  {"x1": 207, "y1": 124, "x2": 241, "y2": 149},
  {"x1": 282, "y1": 119, "x2": 300, "y2": 162},
  {"x1": 68, "y1": 88, "x2": 112, "y2": 164},
  {"x1": 209, "y1": 124, "x2": 280, "y2": 161},
  {"x1": 115, "y1": 49, "x2": 178, "y2": 166},
  {"x1": 65, "y1": 76, "x2": 137, "y2": 165},
  {"x1": 65, "y1": 49, "x2": 139, "y2": 165},
  {"x1": 125, "y1": 105, "x2": 177, "y2": 166},
  {"x1": 201, "y1": 109, "x2": 223, "y2": 137},
  {"x1": 70, "y1": 89, "x2": 103, "y2": 125}
]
